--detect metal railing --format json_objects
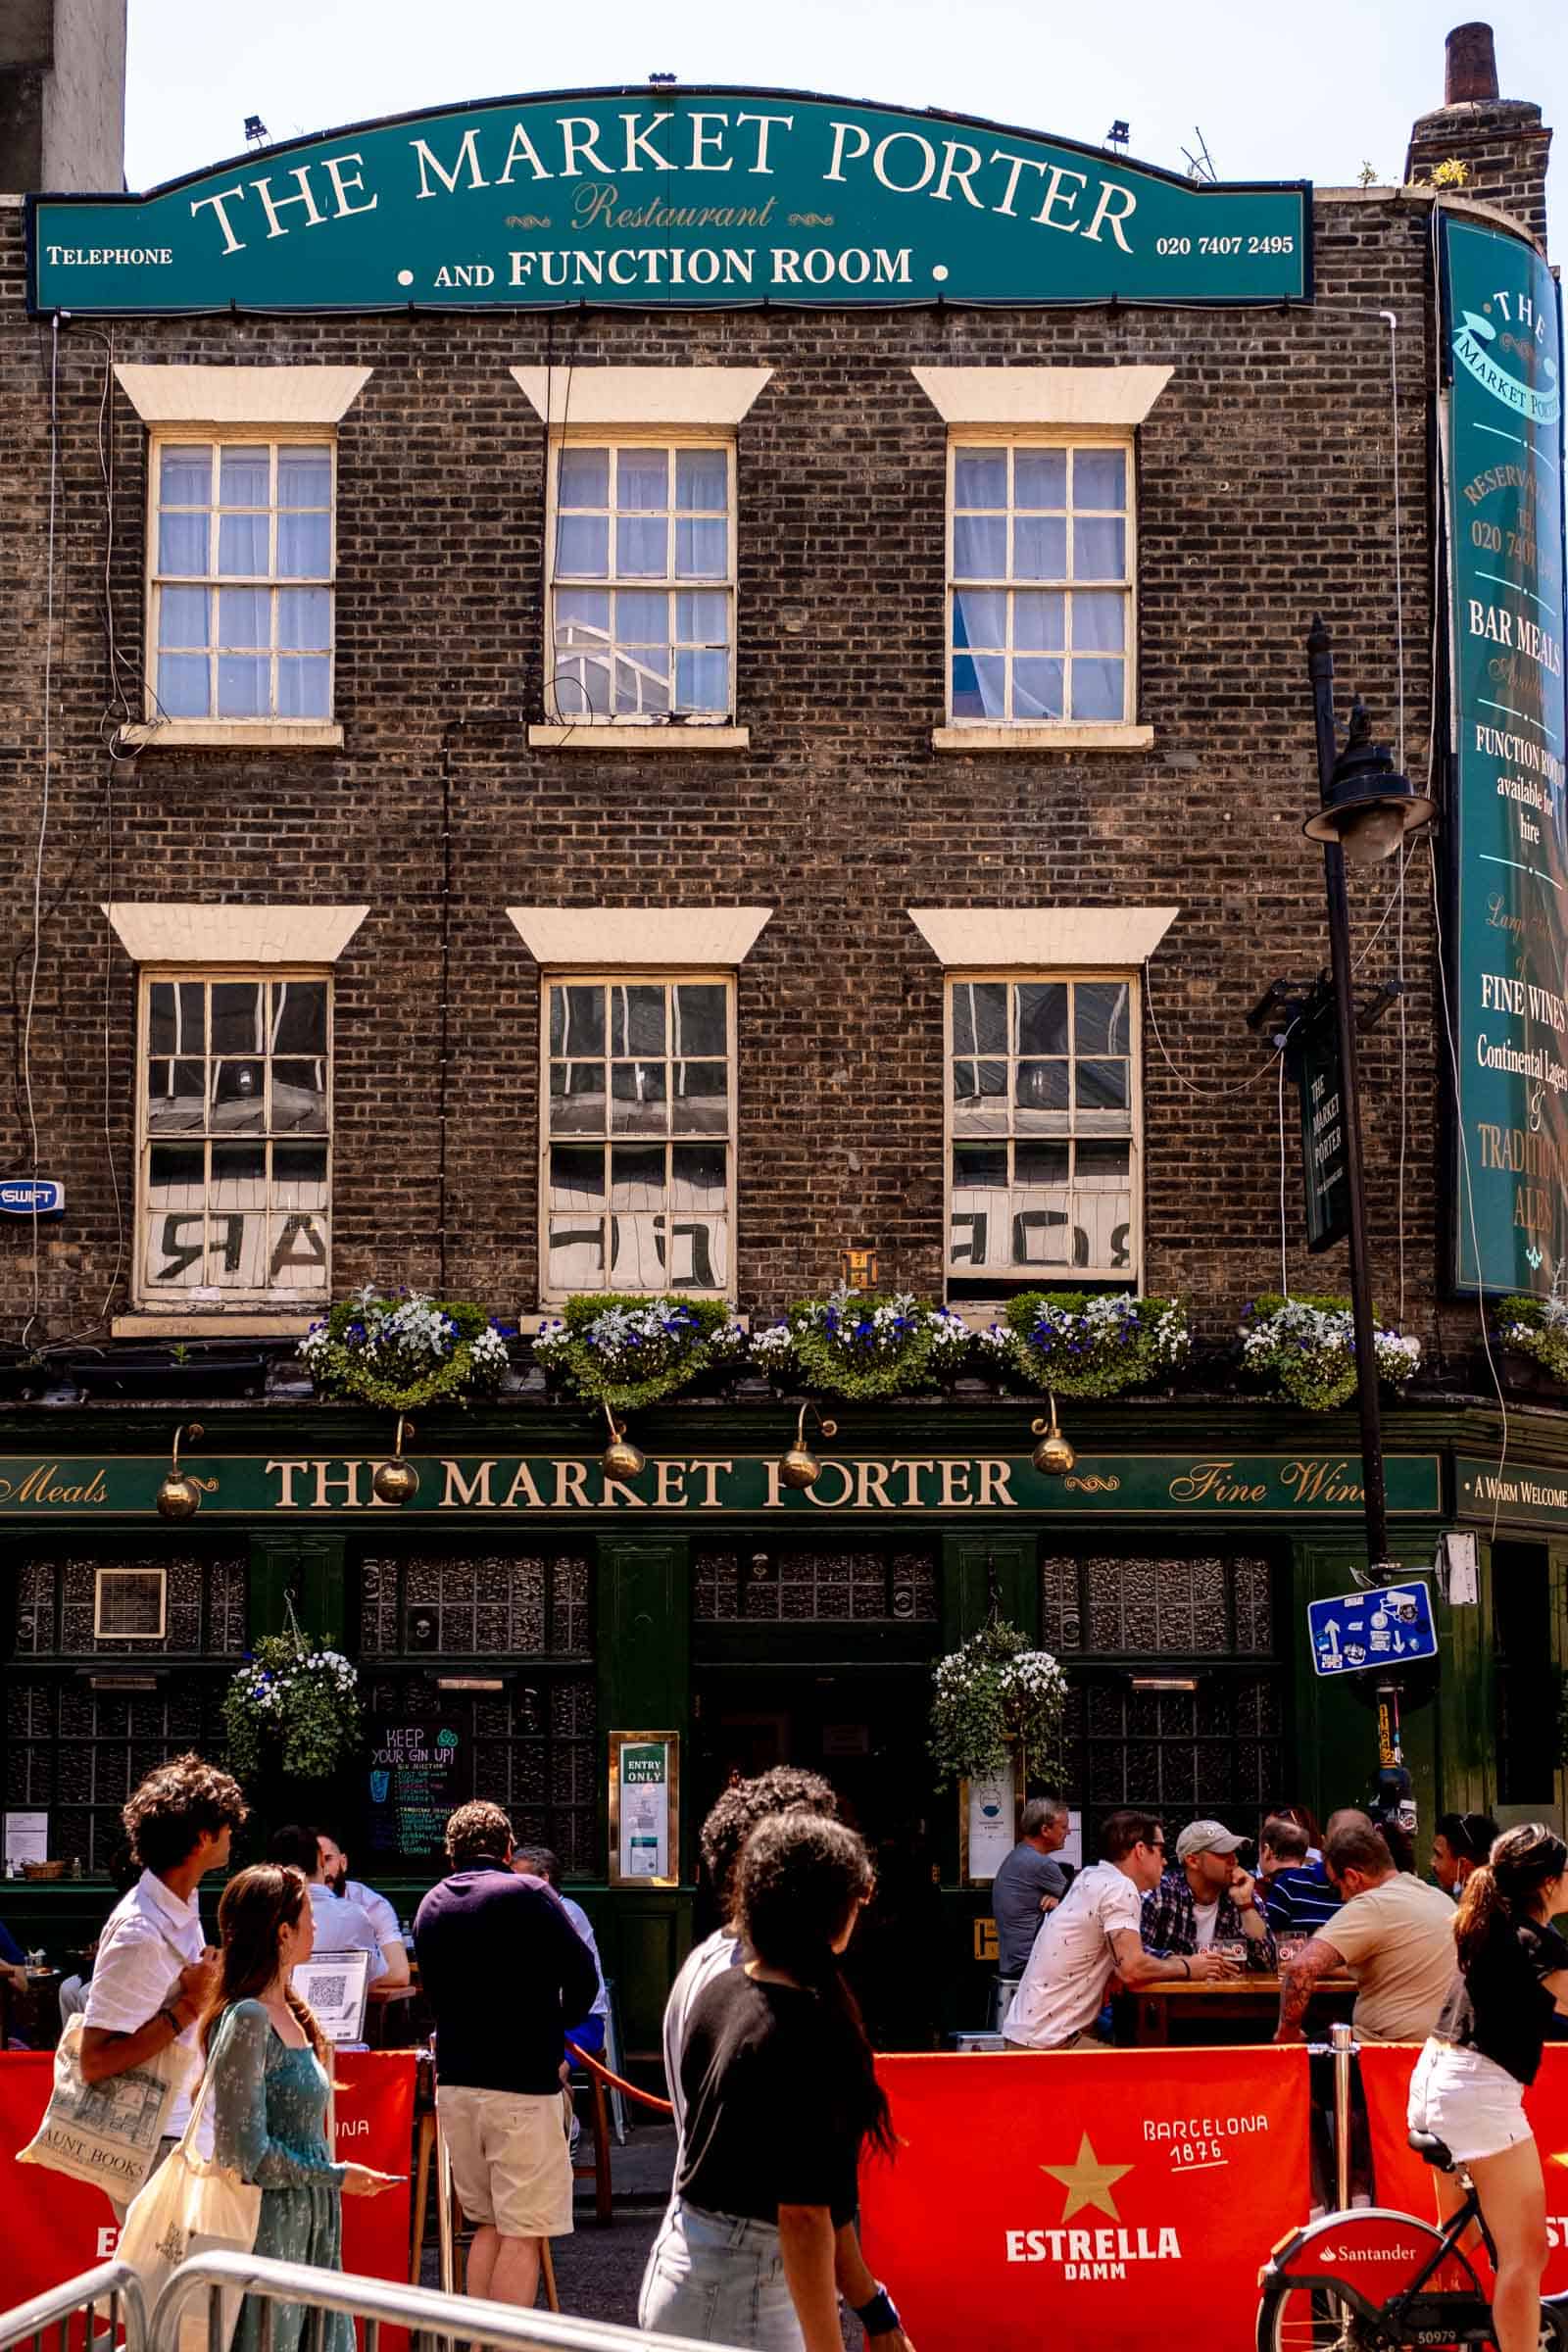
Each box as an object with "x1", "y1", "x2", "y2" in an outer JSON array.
[
  {"x1": 152, "y1": 2252, "x2": 733, "y2": 2352},
  {"x1": 1, "y1": 2264, "x2": 147, "y2": 2352}
]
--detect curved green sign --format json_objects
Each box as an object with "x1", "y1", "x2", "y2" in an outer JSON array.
[{"x1": 27, "y1": 86, "x2": 1309, "y2": 315}]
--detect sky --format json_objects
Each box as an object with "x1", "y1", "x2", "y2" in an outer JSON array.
[{"x1": 122, "y1": 0, "x2": 1563, "y2": 253}]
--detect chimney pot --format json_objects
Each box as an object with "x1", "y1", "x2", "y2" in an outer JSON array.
[{"x1": 1445, "y1": 22, "x2": 1499, "y2": 105}]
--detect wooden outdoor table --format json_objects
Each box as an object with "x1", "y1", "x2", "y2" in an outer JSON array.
[{"x1": 1117, "y1": 1974, "x2": 1359, "y2": 2047}]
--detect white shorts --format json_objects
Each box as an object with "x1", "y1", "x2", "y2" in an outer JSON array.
[{"x1": 1406, "y1": 2037, "x2": 1532, "y2": 2164}]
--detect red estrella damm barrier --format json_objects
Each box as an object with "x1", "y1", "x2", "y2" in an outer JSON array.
[
  {"x1": 0, "y1": 2048, "x2": 415, "y2": 2320},
  {"x1": 1361, "y1": 2041, "x2": 1568, "y2": 2291},
  {"x1": 860, "y1": 2045, "x2": 1313, "y2": 2352}
]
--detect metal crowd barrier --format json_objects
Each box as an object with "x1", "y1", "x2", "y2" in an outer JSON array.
[
  {"x1": 151, "y1": 2251, "x2": 732, "y2": 2352},
  {"x1": 0, "y1": 2264, "x2": 147, "y2": 2352}
]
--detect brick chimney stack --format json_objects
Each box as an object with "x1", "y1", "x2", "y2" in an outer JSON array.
[{"x1": 1405, "y1": 21, "x2": 1550, "y2": 247}]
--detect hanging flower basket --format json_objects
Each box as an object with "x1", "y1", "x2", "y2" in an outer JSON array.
[
  {"x1": 299, "y1": 1287, "x2": 512, "y2": 1410},
  {"x1": 1493, "y1": 1295, "x2": 1568, "y2": 1390},
  {"x1": 750, "y1": 1287, "x2": 972, "y2": 1400},
  {"x1": 222, "y1": 1631, "x2": 363, "y2": 1786},
  {"x1": 974, "y1": 1290, "x2": 1191, "y2": 1398},
  {"x1": 533, "y1": 1296, "x2": 747, "y2": 1412},
  {"x1": 1239, "y1": 1292, "x2": 1421, "y2": 1411},
  {"x1": 928, "y1": 1622, "x2": 1069, "y2": 1788}
]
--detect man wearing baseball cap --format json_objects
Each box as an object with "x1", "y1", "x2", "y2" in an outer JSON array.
[{"x1": 1141, "y1": 1818, "x2": 1277, "y2": 1975}]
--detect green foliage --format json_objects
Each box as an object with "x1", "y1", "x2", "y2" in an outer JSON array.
[
  {"x1": 752, "y1": 1290, "x2": 971, "y2": 1400},
  {"x1": 533, "y1": 1296, "x2": 747, "y2": 1411},
  {"x1": 1495, "y1": 1295, "x2": 1568, "y2": 1386},
  {"x1": 978, "y1": 1290, "x2": 1192, "y2": 1398},
  {"x1": 1240, "y1": 1293, "x2": 1421, "y2": 1411},
  {"x1": 929, "y1": 1622, "x2": 1069, "y2": 1788},
  {"x1": 299, "y1": 1289, "x2": 511, "y2": 1410},
  {"x1": 223, "y1": 1634, "x2": 362, "y2": 1785}
]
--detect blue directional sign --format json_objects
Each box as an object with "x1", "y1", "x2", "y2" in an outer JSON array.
[
  {"x1": 1307, "y1": 1581, "x2": 1438, "y2": 1678},
  {"x1": 0, "y1": 1179, "x2": 64, "y2": 1216}
]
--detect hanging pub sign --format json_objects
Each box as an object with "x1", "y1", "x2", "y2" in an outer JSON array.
[
  {"x1": 1293, "y1": 991, "x2": 1350, "y2": 1254},
  {"x1": 26, "y1": 88, "x2": 1309, "y2": 317},
  {"x1": 1442, "y1": 211, "x2": 1568, "y2": 1295}
]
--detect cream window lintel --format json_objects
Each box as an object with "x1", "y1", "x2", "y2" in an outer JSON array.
[
  {"x1": 508, "y1": 907, "x2": 772, "y2": 966},
  {"x1": 527, "y1": 723, "x2": 750, "y2": 751},
  {"x1": 510, "y1": 366, "x2": 772, "y2": 427},
  {"x1": 909, "y1": 906, "x2": 1178, "y2": 966},
  {"x1": 933, "y1": 723, "x2": 1153, "y2": 753},
  {"x1": 912, "y1": 365, "x2": 1173, "y2": 426},
  {"x1": 114, "y1": 365, "x2": 373, "y2": 424},
  {"x1": 104, "y1": 903, "x2": 368, "y2": 964},
  {"x1": 119, "y1": 719, "x2": 345, "y2": 751}
]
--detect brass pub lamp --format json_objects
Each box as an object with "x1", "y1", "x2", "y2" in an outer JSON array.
[
  {"x1": 778, "y1": 1402, "x2": 837, "y2": 1491},
  {"x1": 371, "y1": 1417, "x2": 419, "y2": 1505}
]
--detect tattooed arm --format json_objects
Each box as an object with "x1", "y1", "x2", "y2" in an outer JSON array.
[{"x1": 1274, "y1": 1936, "x2": 1347, "y2": 2040}]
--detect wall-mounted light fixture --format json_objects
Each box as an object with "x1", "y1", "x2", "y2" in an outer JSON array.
[
  {"x1": 156, "y1": 1422, "x2": 218, "y2": 1521},
  {"x1": 371, "y1": 1417, "x2": 419, "y2": 1506},
  {"x1": 601, "y1": 1404, "x2": 646, "y2": 1481},
  {"x1": 1030, "y1": 1396, "x2": 1075, "y2": 1476},
  {"x1": 779, "y1": 1403, "x2": 837, "y2": 1491}
]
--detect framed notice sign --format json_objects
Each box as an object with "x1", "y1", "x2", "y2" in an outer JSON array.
[
  {"x1": 609, "y1": 1732, "x2": 679, "y2": 1887},
  {"x1": 959, "y1": 1759, "x2": 1020, "y2": 1885}
]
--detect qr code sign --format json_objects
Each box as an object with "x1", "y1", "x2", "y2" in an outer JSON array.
[{"x1": 314, "y1": 1972, "x2": 349, "y2": 2009}]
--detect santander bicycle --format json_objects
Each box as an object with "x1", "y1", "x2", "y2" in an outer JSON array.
[{"x1": 1256, "y1": 2126, "x2": 1568, "y2": 2351}]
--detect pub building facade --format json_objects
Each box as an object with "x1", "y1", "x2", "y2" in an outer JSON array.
[{"x1": 0, "y1": 21, "x2": 1564, "y2": 2050}]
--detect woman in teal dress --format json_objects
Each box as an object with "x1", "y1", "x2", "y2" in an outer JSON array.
[{"x1": 202, "y1": 1864, "x2": 400, "y2": 2352}]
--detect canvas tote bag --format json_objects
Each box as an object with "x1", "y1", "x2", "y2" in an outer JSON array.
[
  {"x1": 119, "y1": 2043, "x2": 262, "y2": 2352},
  {"x1": 17, "y1": 2010, "x2": 195, "y2": 2201}
]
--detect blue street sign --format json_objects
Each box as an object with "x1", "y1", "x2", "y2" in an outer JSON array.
[
  {"x1": 0, "y1": 1179, "x2": 64, "y2": 1216},
  {"x1": 1307, "y1": 1581, "x2": 1438, "y2": 1678}
]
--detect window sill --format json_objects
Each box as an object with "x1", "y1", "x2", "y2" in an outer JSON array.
[
  {"x1": 118, "y1": 721, "x2": 345, "y2": 751},
  {"x1": 526, "y1": 724, "x2": 750, "y2": 752},
  {"x1": 932, "y1": 724, "x2": 1153, "y2": 753},
  {"x1": 112, "y1": 1312, "x2": 318, "y2": 1338}
]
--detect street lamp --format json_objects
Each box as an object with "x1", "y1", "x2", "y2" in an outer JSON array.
[{"x1": 1301, "y1": 617, "x2": 1433, "y2": 1583}]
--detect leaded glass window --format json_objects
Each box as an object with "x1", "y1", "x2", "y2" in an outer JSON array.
[
  {"x1": 136, "y1": 970, "x2": 331, "y2": 1304},
  {"x1": 5, "y1": 1681, "x2": 230, "y2": 1871},
  {"x1": 548, "y1": 442, "x2": 733, "y2": 722},
  {"x1": 359, "y1": 1552, "x2": 593, "y2": 1658},
  {"x1": 366, "y1": 1670, "x2": 598, "y2": 1876},
  {"x1": 693, "y1": 1547, "x2": 939, "y2": 1623},
  {"x1": 949, "y1": 439, "x2": 1132, "y2": 724},
  {"x1": 12, "y1": 1556, "x2": 246, "y2": 1656},
  {"x1": 1041, "y1": 1552, "x2": 1275, "y2": 1655},
  {"x1": 543, "y1": 975, "x2": 734, "y2": 1297},
  {"x1": 151, "y1": 437, "x2": 334, "y2": 721},
  {"x1": 948, "y1": 975, "x2": 1139, "y2": 1289}
]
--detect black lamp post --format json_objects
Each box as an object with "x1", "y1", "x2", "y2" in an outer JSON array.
[{"x1": 1301, "y1": 618, "x2": 1434, "y2": 1581}]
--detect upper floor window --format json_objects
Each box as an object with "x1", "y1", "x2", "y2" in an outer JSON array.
[
  {"x1": 546, "y1": 441, "x2": 734, "y2": 723},
  {"x1": 135, "y1": 969, "x2": 331, "y2": 1306},
  {"x1": 947, "y1": 973, "x2": 1140, "y2": 1293},
  {"x1": 149, "y1": 435, "x2": 335, "y2": 723},
  {"x1": 541, "y1": 974, "x2": 734, "y2": 1298},
  {"x1": 948, "y1": 438, "x2": 1133, "y2": 726}
]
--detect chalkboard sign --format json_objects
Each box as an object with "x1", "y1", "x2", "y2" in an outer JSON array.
[{"x1": 366, "y1": 1719, "x2": 471, "y2": 1858}]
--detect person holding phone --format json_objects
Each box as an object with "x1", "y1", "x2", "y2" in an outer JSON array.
[{"x1": 201, "y1": 1864, "x2": 399, "y2": 2352}]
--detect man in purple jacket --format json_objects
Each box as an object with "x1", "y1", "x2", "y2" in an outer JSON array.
[{"x1": 416, "y1": 1800, "x2": 598, "y2": 2311}]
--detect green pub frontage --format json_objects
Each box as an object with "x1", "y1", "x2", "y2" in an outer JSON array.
[{"x1": 3, "y1": 1393, "x2": 1565, "y2": 2059}]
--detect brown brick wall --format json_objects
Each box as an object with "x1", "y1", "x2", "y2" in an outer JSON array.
[{"x1": 0, "y1": 173, "x2": 1529, "y2": 1369}]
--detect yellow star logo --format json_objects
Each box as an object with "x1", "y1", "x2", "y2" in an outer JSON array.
[{"x1": 1040, "y1": 2132, "x2": 1135, "y2": 2221}]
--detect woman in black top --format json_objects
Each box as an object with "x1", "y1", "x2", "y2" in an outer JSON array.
[
  {"x1": 638, "y1": 1812, "x2": 911, "y2": 2352},
  {"x1": 1406, "y1": 1822, "x2": 1568, "y2": 2352}
]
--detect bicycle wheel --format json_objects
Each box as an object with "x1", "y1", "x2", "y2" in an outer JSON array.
[{"x1": 1258, "y1": 2279, "x2": 1378, "y2": 2352}]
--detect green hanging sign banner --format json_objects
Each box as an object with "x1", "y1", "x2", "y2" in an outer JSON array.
[
  {"x1": 1443, "y1": 212, "x2": 1568, "y2": 1293},
  {"x1": 26, "y1": 88, "x2": 1309, "y2": 316}
]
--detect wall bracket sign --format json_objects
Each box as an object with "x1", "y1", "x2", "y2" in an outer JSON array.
[
  {"x1": 28, "y1": 86, "x2": 1309, "y2": 316},
  {"x1": 0, "y1": 1180, "x2": 64, "y2": 1217}
]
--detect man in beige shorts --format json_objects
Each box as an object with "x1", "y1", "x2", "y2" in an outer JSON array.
[{"x1": 415, "y1": 1801, "x2": 599, "y2": 2308}]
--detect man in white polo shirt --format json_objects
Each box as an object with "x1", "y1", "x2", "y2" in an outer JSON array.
[
  {"x1": 318, "y1": 1828, "x2": 410, "y2": 1988},
  {"x1": 80, "y1": 1752, "x2": 247, "y2": 2219},
  {"x1": 269, "y1": 1823, "x2": 390, "y2": 1985},
  {"x1": 1003, "y1": 1807, "x2": 1238, "y2": 2050}
]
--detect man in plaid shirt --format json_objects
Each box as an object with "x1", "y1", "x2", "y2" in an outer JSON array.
[{"x1": 1141, "y1": 1819, "x2": 1277, "y2": 1974}]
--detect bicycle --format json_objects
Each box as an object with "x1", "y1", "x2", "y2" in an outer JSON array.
[{"x1": 1256, "y1": 2125, "x2": 1568, "y2": 2350}]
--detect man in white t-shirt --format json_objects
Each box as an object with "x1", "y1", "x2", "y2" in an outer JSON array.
[
  {"x1": 270, "y1": 1823, "x2": 391, "y2": 1987},
  {"x1": 1004, "y1": 1808, "x2": 1238, "y2": 2051},
  {"x1": 318, "y1": 1830, "x2": 410, "y2": 1987},
  {"x1": 80, "y1": 1753, "x2": 247, "y2": 2219}
]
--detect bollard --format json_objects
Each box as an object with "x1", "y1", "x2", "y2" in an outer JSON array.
[{"x1": 1330, "y1": 2021, "x2": 1354, "y2": 2212}]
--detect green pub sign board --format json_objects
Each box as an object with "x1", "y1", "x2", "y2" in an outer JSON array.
[
  {"x1": 1296, "y1": 995, "x2": 1351, "y2": 1254},
  {"x1": 27, "y1": 88, "x2": 1309, "y2": 315},
  {"x1": 1444, "y1": 214, "x2": 1568, "y2": 1293},
  {"x1": 0, "y1": 1449, "x2": 1441, "y2": 1517}
]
